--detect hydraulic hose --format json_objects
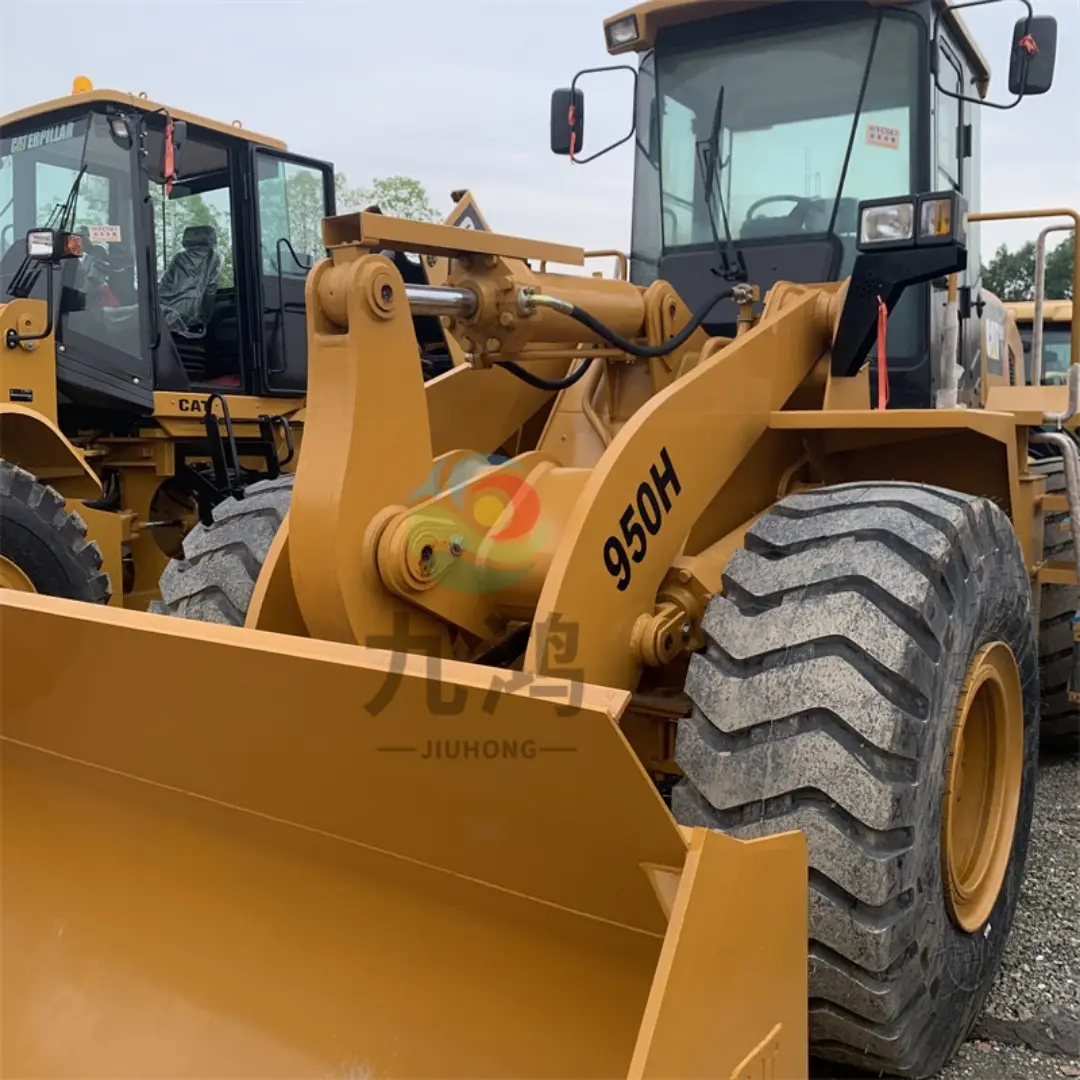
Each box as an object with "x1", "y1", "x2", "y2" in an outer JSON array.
[
  {"x1": 492, "y1": 279, "x2": 739, "y2": 389},
  {"x1": 495, "y1": 358, "x2": 596, "y2": 391},
  {"x1": 527, "y1": 280, "x2": 737, "y2": 359}
]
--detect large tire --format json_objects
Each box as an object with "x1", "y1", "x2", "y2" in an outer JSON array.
[
  {"x1": 0, "y1": 459, "x2": 110, "y2": 602},
  {"x1": 672, "y1": 482, "x2": 1038, "y2": 1078},
  {"x1": 152, "y1": 475, "x2": 293, "y2": 625},
  {"x1": 1032, "y1": 457, "x2": 1080, "y2": 749}
]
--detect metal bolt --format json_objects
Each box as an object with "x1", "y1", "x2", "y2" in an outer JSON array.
[
  {"x1": 681, "y1": 621, "x2": 692, "y2": 639},
  {"x1": 380, "y1": 283, "x2": 394, "y2": 304},
  {"x1": 449, "y1": 534, "x2": 466, "y2": 557},
  {"x1": 499, "y1": 311, "x2": 516, "y2": 328},
  {"x1": 486, "y1": 337, "x2": 501, "y2": 352}
]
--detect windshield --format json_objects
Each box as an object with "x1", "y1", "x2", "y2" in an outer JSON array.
[
  {"x1": 1020, "y1": 325, "x2": 1073, "y2": 384},
  {"x1": 632, "y1": 13, "x2": 920, "y2": 277},
  {"x1": 0, "y1": 111, "x2": 143, "y2": 359}
]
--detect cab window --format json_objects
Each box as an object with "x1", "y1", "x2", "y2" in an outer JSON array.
[
  {"x1": 146, "y1": 125, "x2": 241, "y2": 388},
  {"x1": 0, "y1": 112, "x2": 145, "y2": 362},
  {"x1": 256, "y1": 155, "x2": 330, "y2": 277}
]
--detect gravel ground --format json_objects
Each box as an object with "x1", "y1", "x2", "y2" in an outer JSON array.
[
  {"x1": 978, "y1": 753, "x2": 1079, "y2": 1005},
  {"x1": 936, "y1": 752, "x2": 1079, "y2": 1078}
]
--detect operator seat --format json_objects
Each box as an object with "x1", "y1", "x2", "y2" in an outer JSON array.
[{"x1": 159, "y1": 225, "x2": 222, "y2": 338}]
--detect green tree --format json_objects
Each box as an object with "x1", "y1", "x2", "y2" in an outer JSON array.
[
  {"x1": 1046, "y1": 238, "x2": 1075, "y2": 301},
  {"x1": 334, "y1": 172, "x2": 364, "y2": 213},
  {"x1": 981, "y1": 236, "x2": 1074, "y2": 301},
  {"x1": 355, "y1": 176, "x2": 441, "y2": 221}
]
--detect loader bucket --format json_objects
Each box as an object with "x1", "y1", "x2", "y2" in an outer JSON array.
[{"x1": 1, "y1": 592, "x2": 807, "y2": 1080}]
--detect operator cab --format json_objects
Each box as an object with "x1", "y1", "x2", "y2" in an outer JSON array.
[
  {"x1": 0, "y1": 84, "x2": 334, "y2": 415},
  {"x1": 552, "y1": 0, "x2": 1058, "y2": 409},
  {"x1": 1009, "y1": 300, "x2": 1073, "y2": 384}
]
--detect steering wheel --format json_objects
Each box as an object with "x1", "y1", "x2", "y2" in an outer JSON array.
[
  {"x1": 86, "y1": 246, "x2": 135, "y2": 275},
  {"x1": 744, "y1": 195, "x2": 821, "y2": 222}
]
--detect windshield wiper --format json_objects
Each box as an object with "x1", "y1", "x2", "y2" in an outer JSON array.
[
  {"x1": 695, "y1": 84, "x2": 746, "y2": 282},
  {"x1": 826, "y1": 13, "x2": 883, "y2": 237},
  {"x1": 7, "y1": 165, "x2": 86, "y2": 299}
]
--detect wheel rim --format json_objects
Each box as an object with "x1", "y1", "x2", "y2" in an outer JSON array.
[
  {"x1": 942, "y1": 641, "x2": 1024, "y2": 932},
  {"x1": 0, "y1": 554, "x2": 36, "y2": 593}
]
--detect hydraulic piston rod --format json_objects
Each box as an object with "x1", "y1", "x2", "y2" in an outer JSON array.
[{"x1": 404, "y1": 283, "x2": 479, "y2": 319}]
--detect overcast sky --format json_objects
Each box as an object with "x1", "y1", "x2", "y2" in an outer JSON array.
[{"x1": 1, "y1": 0, "x2": 1076, "y2": 261}]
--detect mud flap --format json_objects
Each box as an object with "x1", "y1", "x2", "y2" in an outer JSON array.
[{"x1": 1, "y1": 592, "x2": 806, "y2": 1079}]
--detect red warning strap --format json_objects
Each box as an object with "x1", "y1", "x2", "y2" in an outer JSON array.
[
  {"x1": 876, "y1": 295, "x2": 889, "y2": 411},
  {"x1": 163, "y1": 114, "x2": 176, "y2": 197},
  {"x1": 1018, "y1": 33, "x2": 1039, "y2": 55}
]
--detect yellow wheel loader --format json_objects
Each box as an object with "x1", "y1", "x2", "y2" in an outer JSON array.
[
  {"x1": 0, "y1": 80, "x2": 481, "y2": 611},
  {"x1": 3, "y1": 4, "x2": 1078, "y2": 1080},
  {"x1": 1005, "y1": 249, "x2": 1076, "y2": 750}
]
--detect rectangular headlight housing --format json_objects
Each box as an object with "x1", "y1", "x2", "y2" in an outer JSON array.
[
  {"x1": 857, "y1": 191, "x2": 968, "y2": 253},
  {"x1": 605, "y1": 14, "x2": 639, "y2": 50},
  {"x1": 26, "y1": 229, "x2": 81, "y2": 261},
  {"x1": 858, "y1": 198, "x2": 915, "y2": 251}
]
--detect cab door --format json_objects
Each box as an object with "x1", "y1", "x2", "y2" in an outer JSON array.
[{"x1": 251, "y1": 149, "x2": 335, "y2": 396}]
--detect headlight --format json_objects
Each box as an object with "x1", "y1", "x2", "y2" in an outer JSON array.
[
  {"x1": 26, "y1": 231, "x2": 58, "y2": 259},
  {"x1": 26, "y1": 229, "x2": 81, "y2": 261},
  {"x1": 605, "y1": 14, "x2": 639, "y2": 49},
  {"x1": 858, "y1": 200, "x2": 915, "y2": 250}
]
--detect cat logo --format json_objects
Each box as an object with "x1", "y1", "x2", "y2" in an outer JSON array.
[{"x1": 177, "y1": 397, "x2": 208, "y2": 413}]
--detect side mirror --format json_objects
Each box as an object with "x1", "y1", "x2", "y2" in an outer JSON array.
[
  {"x1": 1008, "y1": 15, "x2": 1057, "y2": 96},
  {"x1": 550, "y1": 87, "x2": 584, "y2": 156}
]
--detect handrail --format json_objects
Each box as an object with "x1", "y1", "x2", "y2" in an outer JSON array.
[
  {"x1": 966, "y1": 208, "x2": 1078, "y2": 373},
  {"x1": 1032, "y1": 225, "x2": 1075, "y2": 384},
  {"x1": 537, "y1": 249, "x2": 630, "y2": 281}
]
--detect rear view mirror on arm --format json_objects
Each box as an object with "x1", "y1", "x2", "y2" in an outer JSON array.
[
  {"x1": 549, "y1": 65, "x2": 638, "y2": 164},
  {"x1": 1008, "y1": 15, "x2": 1057, "y2": 95},
  {"x1": 933, "y1": 1, "x2": 1057, "y2": 110},
  {"x1": 550, "y1": 88, "x2": 584, "y2": 156}
]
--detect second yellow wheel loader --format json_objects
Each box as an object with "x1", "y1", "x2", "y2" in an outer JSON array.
[
  {"x1": 0, "y1": 78, "x2": 484, "y2": 611},
  {"x1": 1007, "y1": 293, "x2": 1077, "y2": 747},
  {"x1": 2, "y1": 2, "x2": 1078, "y2": 1079}
]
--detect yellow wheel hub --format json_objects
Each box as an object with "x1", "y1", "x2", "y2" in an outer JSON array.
[
  {"x1": 942, "y1": 641, "x2": 1024, "y2": 932},
  {"x1": 0, "y1": 554, "x2": 36, "y2": 593}
]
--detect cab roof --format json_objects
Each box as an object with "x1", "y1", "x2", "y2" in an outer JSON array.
[
  {"x1": 1005, "y1": 299, "x2": 1074, "y2": 325},
  {"x1": 0, "y1": 85, "x2": 286, "y2": 150},
  {"x1": 603, "y1": 0, "x2": 991, "y2": 97}
]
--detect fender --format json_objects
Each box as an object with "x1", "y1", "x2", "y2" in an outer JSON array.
[{"x1": 0, "y1": 404, "x2": 102, "y2": 498}]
